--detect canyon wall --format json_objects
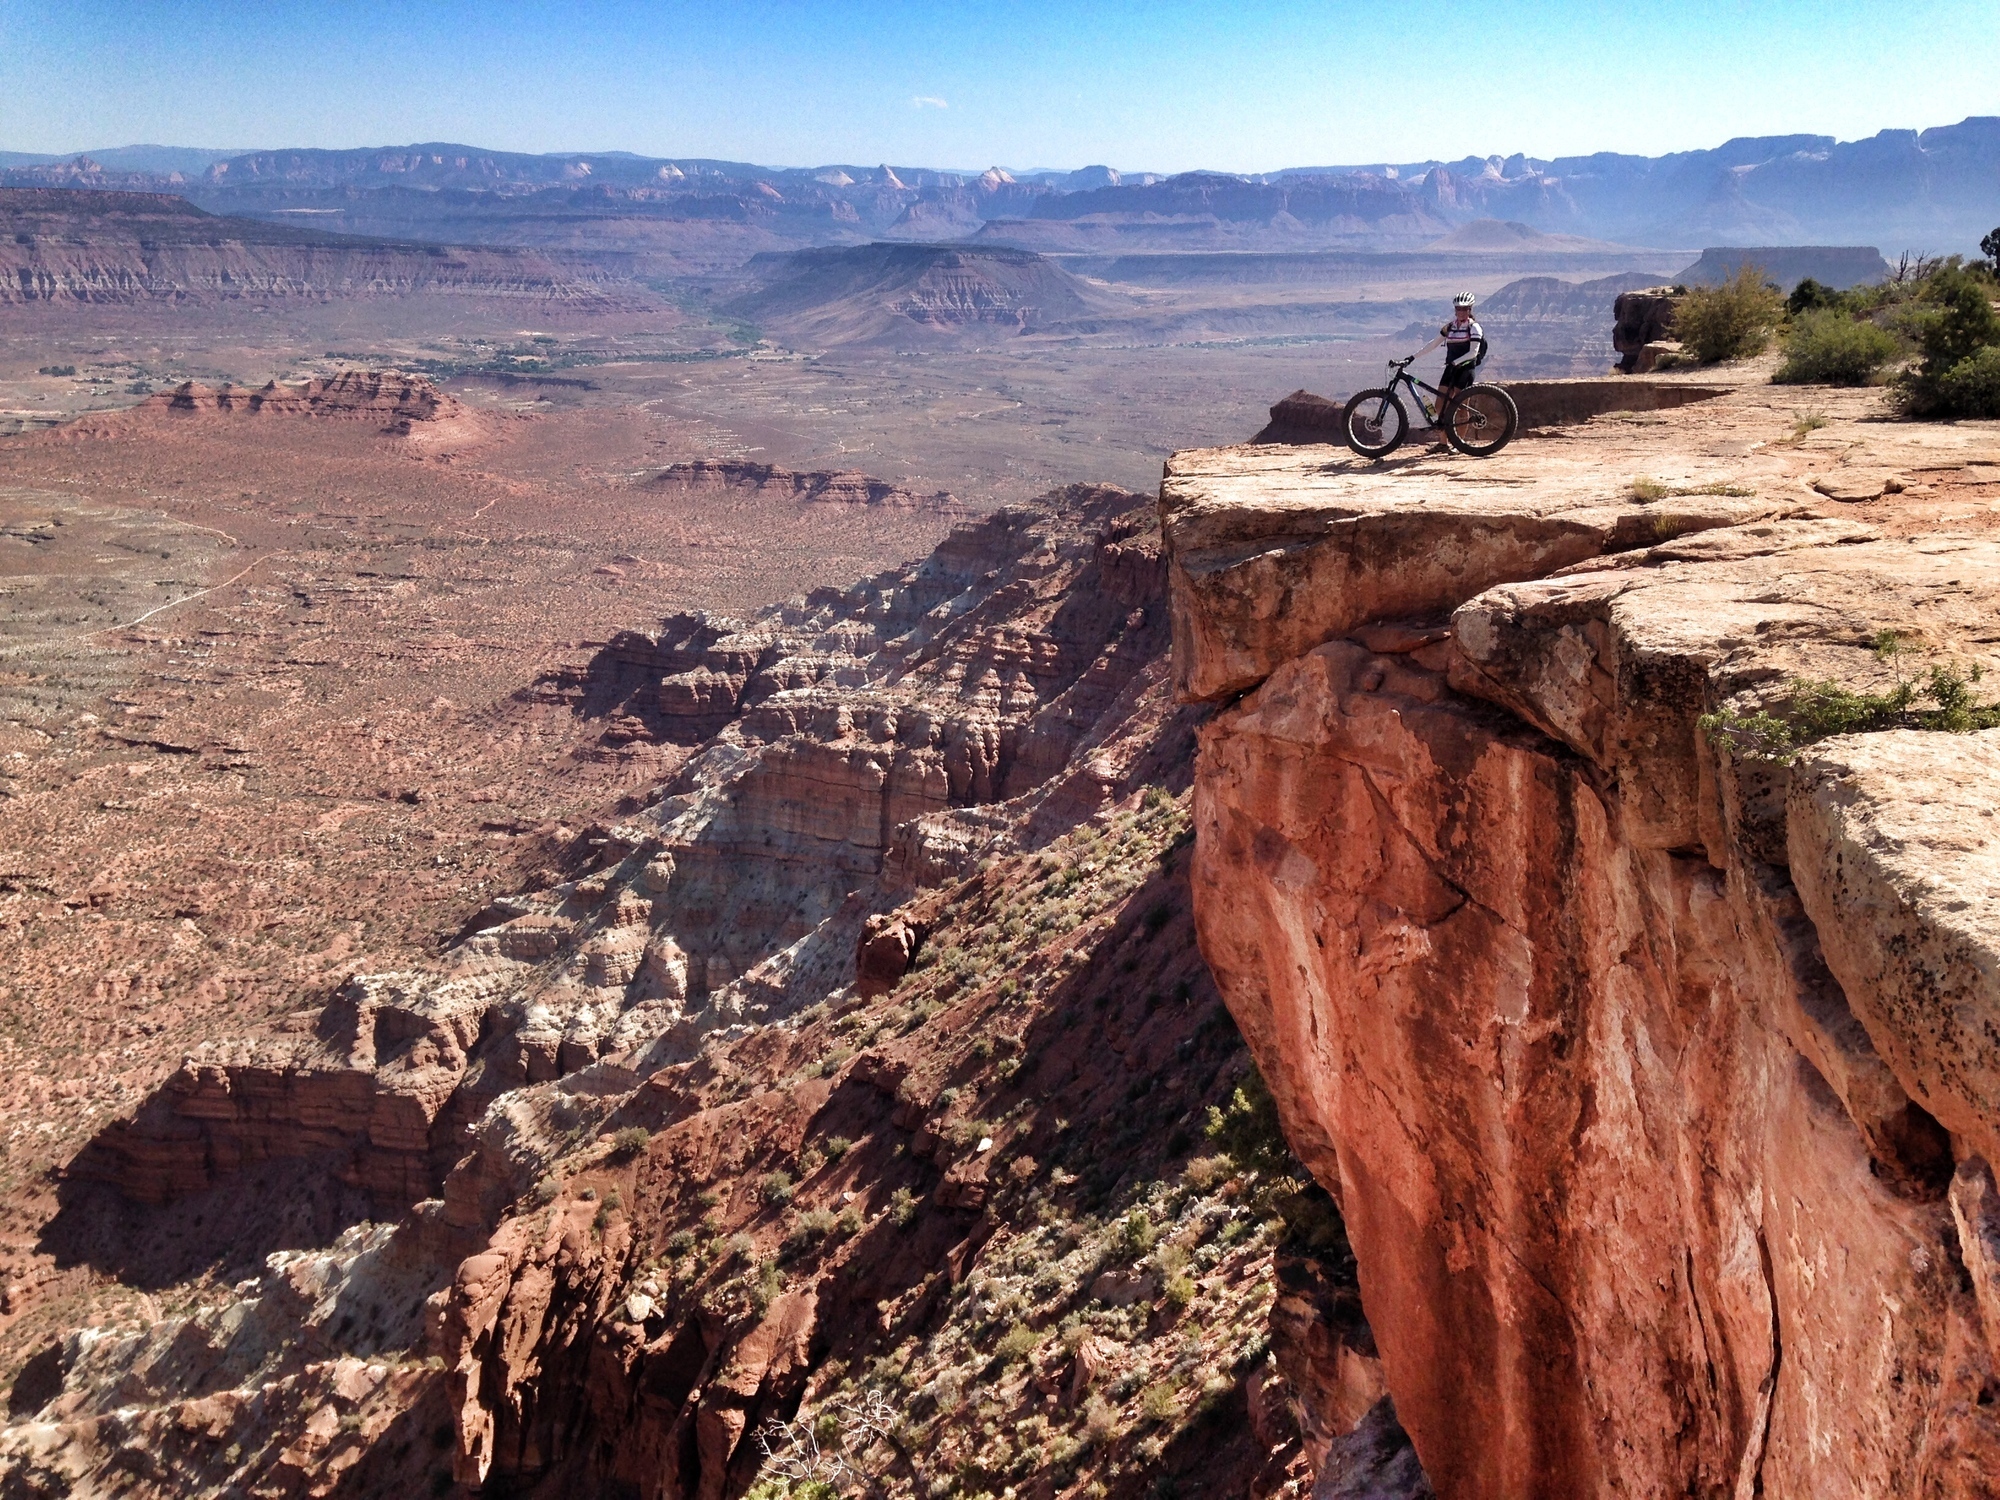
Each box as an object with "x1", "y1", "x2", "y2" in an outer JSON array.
[
  {"x1": 5, "y1": 482, "x2": 1414, "y2": 1500},
  {"x1": 1168, "y1": 398, "x2": 2000, "y2": 1497}
]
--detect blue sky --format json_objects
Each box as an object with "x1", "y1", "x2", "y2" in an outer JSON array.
[{"x1": 1, "y1": 0, "x2": 1993, "y2": 172}]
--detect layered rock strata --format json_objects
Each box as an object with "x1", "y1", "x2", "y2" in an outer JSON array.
[
  {"x1": 1170, "y1": 410, "x2": 2000, "y2": 1498},
  {"x1": 72, "y1": 486, "x2": 1178, "y2": 1226},
  {"x1": 142, "y1": 371, "x2": 457, "y2": 430},
  {"x1": 0, "y1": 187, "x2": 620, "y2": 305},
  {"x1": 643, "y1": 460, "x2": 964, "y2": 511}
]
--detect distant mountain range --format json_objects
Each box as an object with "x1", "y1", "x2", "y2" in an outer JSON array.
[{"x1": 1, "y1": 118, "x2": 1994, "y2": 261}]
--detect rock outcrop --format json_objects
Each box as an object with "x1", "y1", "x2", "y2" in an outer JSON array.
[
  {"x1": 141, "y1": 371, "x2": 460, "y2": 432},
  {"x1": 1169, "y1": 392, "x2": 2000, "y2": 1498},
  {"x1": 643, "y1": 460, "x2": 963, "y2": 511},
  {"x1": 1612, "y1": 285, "x2": 1683, "y2": 371}
]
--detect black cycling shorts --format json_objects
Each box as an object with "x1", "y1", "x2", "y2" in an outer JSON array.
[{"x1": 1440, "y1": 357, "x2": 1475, "y2": 391}]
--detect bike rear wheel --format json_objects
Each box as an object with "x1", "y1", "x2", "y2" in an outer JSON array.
[
  {"x1": 1442, "y1": 384, "x2": 1518, "y2": 457},
  {"x1": 1342, "y1": 389, "x2": 1409, "y2": 458}
]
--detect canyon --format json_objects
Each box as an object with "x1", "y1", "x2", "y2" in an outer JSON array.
[
  {"x1": 4, "y1": 129, "x2": 2000, "y2": 1498},
  {"x1": 1, "y1": 355, "x2": 1997, "y2": 1500}
]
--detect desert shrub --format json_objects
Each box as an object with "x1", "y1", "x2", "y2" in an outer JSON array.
[
  {"x1": 1119, "y1": 1209, "x2": 1158, "y2": 1258},
  {"x1": 37, "y1": 364, "x2": 76, "y2": 377},
  {"x1": 1774, "y1": 310, "x2": 1901, "y2": 385},
  {"x1": 1935, "y1": 344, "x2": 2000, "y2": 418},
  {"x1": 610, "y1": 1125, "x2": 652, "y2": 1159},
  {"x1": 822, "y1": 1135, "x2": 853, "y2": 1162},
  {"x1": 1205, "y1": 1072, "x2": 1351, "y2": 1260},
  {"x1": 750, "y1": 1259, "x2": 784, "y2": 1314},
  {"x1": 1083, "y1": 1396, "x2": 1120, "y2": 1445},
  {"x1": 1786, "y1": 278, "x2": 1845, "y2": 315},
  {"x1": 1701, "y1": 654, "x2": 2000, "y2": 763},
  {"x1": 1899, "y1": 263, "x2": 2000, "y2": 415},
  {"x1": 1162, "y1": 1274, "x2": 1197, "y2": 1311},
  {"x1": 762, "y1": 1170, "x2": 795, "y2": 1207},
  {"x1": 1672, "y1": 265, "x2": 1787, "y2": 364},
  {"x1": 889, "y1": 1187, "x2": 918, "y2": 1228},
  {"x1": 531, "y1": 1174, "x2": 560, "y2": 1206},
  {"x1": 995, "y1": 1322, "x2": 1038, "y2": 1362},
  {"x1": 1139, "y1": 1379, "x2": 1180, "y2": 1424},
  {"x1": 666, "y1": 1229, "x2": 697, "y2": 1257},
  {"x1": 785, "y1": 1208, "x2": 839, "y2": 1255}
]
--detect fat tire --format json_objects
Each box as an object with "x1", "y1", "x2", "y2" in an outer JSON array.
[
  {"x1": 1442, "y1": 384, "x2": 1519, "y2": 458},
  {"x1": 1341, "y1": 389, "x2": 1409, "y2": 459}
]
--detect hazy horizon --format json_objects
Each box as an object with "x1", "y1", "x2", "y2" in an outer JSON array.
[{"x1": 2, "y1": 0, "x2": 1995, "y2": 175}]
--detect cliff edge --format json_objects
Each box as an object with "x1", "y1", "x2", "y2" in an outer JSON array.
[{"x1": 1166, "y1": 382, "x2": 2000, "y2": 1497}]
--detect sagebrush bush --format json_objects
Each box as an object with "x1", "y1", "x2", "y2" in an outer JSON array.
[
  {"x1": 1672, "y1": 266, "x2": 1787, "y2": 364},
  {"x1": 1774, "y1": 310, "x2": 1901, "y2": 385},
  {"x1": 995, "y1": 1322, "x2": 1037, "y2": 1362},
  {"x1": 610, "y1": 1125, "x2": 652, "y2": 1159},
  {"x1": 1899, "y1": 263, "x2": 2000, "y2": 416},
  {"x1": 1935, "y1": 344, "x2": 2000, "y2": 418}
]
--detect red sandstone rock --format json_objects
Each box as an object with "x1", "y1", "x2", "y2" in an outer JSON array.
[{"x1": 1174, "y1": 429, "x2": 2000, "y2": 1498}]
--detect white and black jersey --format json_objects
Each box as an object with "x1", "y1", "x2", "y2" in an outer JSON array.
[
  {"x1": 1441, "y1": 318, "x2": 1484, "y2": 365},
  {"x1": 1437, "y1": 317, "x2": 1487, "y2": 387}
]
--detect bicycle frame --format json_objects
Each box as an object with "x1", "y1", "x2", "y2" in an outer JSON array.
[{"x1": 1382, "y1": 359, "x2": 1448, "y2": 424}]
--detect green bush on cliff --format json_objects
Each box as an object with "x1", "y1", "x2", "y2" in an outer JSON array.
[
  {"x1": 1701, "y1": 640, "x2": 2000, "y2": 763},
  {"x1": 1673, "y1": 265, "x2": 1788, "y2": 364},
  {"x1": 1774, "y1": 310, "x2": 1902, "y2": 385}
]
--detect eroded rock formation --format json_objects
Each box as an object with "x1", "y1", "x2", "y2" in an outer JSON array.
[
  {"x1": 143, "y1": 371, "x2": 458, "y2": 430},
  {"x1": 1170, "y1": 397, "x2": 2000, "y2": 1497},
  {"x1": 70, "y1": 486, "x2": 1174, "y2": 1220},
  {"x1": 643, "y1": 460, "x2": 964, "y2": 511},
  {"x1": 9, "y1": 483, "x2": 1409, "y2": 1500}
]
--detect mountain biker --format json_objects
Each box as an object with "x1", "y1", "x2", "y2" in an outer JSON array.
[{"x1": 1417, "y1": 293, "x2": 1487, "y2": 409}]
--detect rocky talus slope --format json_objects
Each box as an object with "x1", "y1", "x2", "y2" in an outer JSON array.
[
  {"x1": 2, "y1": 487, "x2": 1421, "y2": 1498},
  {"x1": 1170, "y1": 383, "x2": 2000, "y2": 1497}
]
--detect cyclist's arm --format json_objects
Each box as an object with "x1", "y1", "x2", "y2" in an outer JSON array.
[{"x1": 1415, "y1": 332, "x2": 1446, "y2": 356}]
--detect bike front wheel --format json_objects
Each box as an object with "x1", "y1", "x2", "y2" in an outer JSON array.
[
  {"x1": 1441, "y1": 384, "x2": 1519, "y2": 457},
  {"x1": 1341, "y1": 389, "x2": 1409, "y2": 459}
]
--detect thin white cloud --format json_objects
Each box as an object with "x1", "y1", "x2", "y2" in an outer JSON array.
[{"x1": 911, "y1": 96, "x2": 948, "y2": 110}]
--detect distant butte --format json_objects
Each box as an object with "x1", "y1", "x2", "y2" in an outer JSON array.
[{"x1": 642, "y1": 459, "x2": 964, "y2": 511}]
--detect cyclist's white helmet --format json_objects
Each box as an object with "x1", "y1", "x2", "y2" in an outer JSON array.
[{"x1": 1453, "y1": 292, "x2": 1476, "y2": 308}]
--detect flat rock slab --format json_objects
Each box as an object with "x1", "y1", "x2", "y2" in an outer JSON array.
[
  {"x1": 1789, "y1": 729, "x2": 2000, "y2": 1166},
  {"x1": 1812, "y1": 470, "x2": 1904, "y2": 502},
  {"x1": 1162, "y1": 443, "x2": 1794, "y2": 701}
]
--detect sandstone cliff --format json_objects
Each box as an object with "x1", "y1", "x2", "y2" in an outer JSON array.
[{"x1": 1169, "y1": 383, "x2": 2000, "y2": 1496}]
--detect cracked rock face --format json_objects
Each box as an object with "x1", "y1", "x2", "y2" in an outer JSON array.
[{"x1": 1172, "y1": 399, "x2": 2000, "y2": 1499}]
